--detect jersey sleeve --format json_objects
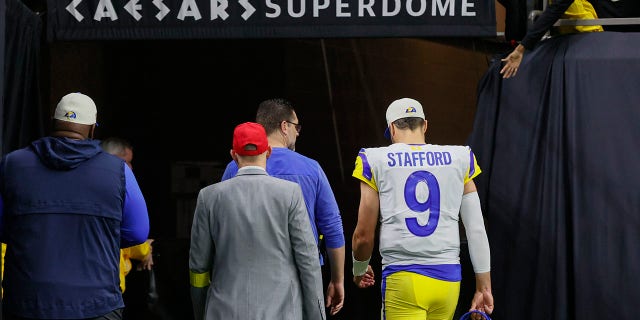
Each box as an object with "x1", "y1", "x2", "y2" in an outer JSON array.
[
  {"x1": 464, "y1": 147, "x2": 482, "y2": 184},
  {"x1": 352, "y1": 148, "x2": 378, "y2": 192}
]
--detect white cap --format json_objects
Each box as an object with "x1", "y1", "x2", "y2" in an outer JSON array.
[
  {"x1": 384, "y1": 98, "x2": 425, "y2": 139},
  {"x1": 53, "y1": 93, "x2": 97, "y2": 125}
]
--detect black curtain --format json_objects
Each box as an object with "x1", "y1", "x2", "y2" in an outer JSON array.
[
  {"x1": 592, "y1": 0, "x2": 640, "y2": 32},
  {"x1": 469, "y1": 31, "x2": 640, "y2": 320},
  {"x1": 0, "y1": 0, "x2": 3, "y2": 314},
  {"x1": 0, "y1": 0, "x2": 5, "y2": 156},
  {"x1": 2, "y1": 0, "x2": 45, "y2": 156},
  {"x1": 591, "y1": 0, "x2": 640, "y2": 18}
]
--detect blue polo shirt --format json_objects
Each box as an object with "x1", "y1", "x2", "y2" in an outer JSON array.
[{"x1": 222, "y1": 147, "x2": 344, "y2": 264}]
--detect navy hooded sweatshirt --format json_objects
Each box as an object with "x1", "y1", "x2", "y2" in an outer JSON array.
[{"x1": 0, "y1": 137, "x2": 149, "y2": 319}]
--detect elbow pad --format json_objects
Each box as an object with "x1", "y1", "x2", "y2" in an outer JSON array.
[{"x1": 460, "y1": 192, "x2": 491, "y2": 273}]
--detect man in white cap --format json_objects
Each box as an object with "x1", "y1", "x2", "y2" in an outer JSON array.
[
  {"x1": 0, "y1": 92, "x2": 149, "y2": 320},
  {"x1": 350, "y1": 98, "x2": 494, "y2": 320}
]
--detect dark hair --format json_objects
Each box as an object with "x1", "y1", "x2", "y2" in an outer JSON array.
[
  {"x1": 256, "y1": 98, "x2": 296, "y2": 135},
  {"x1": 393, "y1": 117, "x2": 424, "y2": 131},
  {"x1": 101, "y1": 137, "x2": 133, "y2": 156}
]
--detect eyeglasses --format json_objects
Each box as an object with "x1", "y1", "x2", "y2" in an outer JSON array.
[{"x1": 284, "y1": 120, "x2": 302, "y2": 133}]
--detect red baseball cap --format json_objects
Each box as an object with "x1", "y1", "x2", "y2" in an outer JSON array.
[{"x1": 232, "y1": 122, "x2": 269, "y2": 156}]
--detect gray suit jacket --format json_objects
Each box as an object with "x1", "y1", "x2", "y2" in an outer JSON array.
[{"x1": 189, "y1": 167, "x2": 326, "y2": 320}]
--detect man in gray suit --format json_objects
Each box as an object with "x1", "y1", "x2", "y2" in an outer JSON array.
[{"x1": 189, "y1": 122, "x2": 326, "y2": 320}]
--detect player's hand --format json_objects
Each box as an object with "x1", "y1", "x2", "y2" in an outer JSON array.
[
  {"x1": 500, "y1": 44, "x2": 525, "y2": 79},
  {"x1": 353, "y1": 265, "x2": 375, "y2": 288},
  {"x1": 469, "y1": 289, "x2": 494, "y2": 319},
  {"x1": 137, "y1": 239, "x2": 154, "y2": 271},
  {"x1": 326, "y1": 280, "x2": 344, "y2": 315}
]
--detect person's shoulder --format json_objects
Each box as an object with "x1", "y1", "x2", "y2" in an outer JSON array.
[
  {"x1": 98, "y1": 150, "x2": 125, "y2": 162},
  {"x1": 258, "y1": 174, "x2": 303, "y2": 197},
  {"x1": 2, "y1": 143, "x2": 42, "y2": 166},
  {"x1": 198, "y1": 181, "x2": 219, "y2": 194},
  {"x1": 427, "y1": 143, "x2": 469, "y2": 152},
  {"x1": 357, "y1": 145, "x2": 395, "y2": 158},
  {"x1": 198, "y1": 178, "x2": 236, "y2": 195},
  {"x1": 197, "y1": 179, "x2": 242, "y2": 205},
  {"x1": 360, "y1": 145, "x2": 389, "y2": 151},
  {"x1": 91, "y1": 152, "x2": 127, "y2": 175},
  {"x1": 357, "y1": 145, "x2": 389, "y2": 154},
  {"x1": 276, "y1": 148, "x2": 317, "y2": 163},
  {"x1": 8, "y1": 141, "x2": 40, "y2": 155},
  {"x1": 426, "y1": 144, "x2": 473, "y2": 161},
  {"x1": 264, "y1": 174, "x2": 301, "y2": 188},
  {"x1": 298, "y1": 152, "x2": 322, "y2": 168},
  {"x1": 3, "y1": 147, "x2": 31, "y2": 160},
  {"x1": 271, "y1": 148, "x2": 323, "y2": 171}
]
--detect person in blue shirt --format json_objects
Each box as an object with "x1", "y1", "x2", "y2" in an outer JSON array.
[
  {"x1": 0, "y1": 92, "x2": 149, "y2": 320},
  {"x1": 221, "y1": 98, "x2": 345, "y2": 316}
]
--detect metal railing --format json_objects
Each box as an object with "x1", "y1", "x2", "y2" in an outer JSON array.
[
  {"x1": 554, "y1": 17, "x2": 640, "y2": 26},
  {"x1": 529, "y1": 0, "x2": 640, "y2": 27}
]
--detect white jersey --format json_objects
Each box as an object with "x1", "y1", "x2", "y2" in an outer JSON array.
[{"x1": 352, "y1": 143, "x2": 481, "y2": 270}]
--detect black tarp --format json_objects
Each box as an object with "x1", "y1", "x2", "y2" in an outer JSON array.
[
  {"x1": 1, "y1": 0, "x2": 45, "y2": 155},
  {"x1": 469, "y1": 31, "x2": 640, "y2": 320}
]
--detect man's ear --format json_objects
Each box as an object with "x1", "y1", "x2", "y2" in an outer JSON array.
[
  {"x1": 265, "y1": 146, "x2": 272, "y2": 159},
  {"x1": 423, "y1": 120, "x2": 428, "y2": 134},
  {"x1": 230, "y1": 149, "x2": 238, "y2": 163},
  {"x1": 89, "y1": 124, "x2": 96, "y2": 139}
]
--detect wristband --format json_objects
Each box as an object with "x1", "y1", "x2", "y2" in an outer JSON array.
[{"x1": 352, "y1": 252, "x2": 370, "y2": 276}]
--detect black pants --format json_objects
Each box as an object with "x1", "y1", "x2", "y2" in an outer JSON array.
[
  {"x1": 2, "y1": 308, "x2": 123, "y2": 320},
  {"x1": 122, "y1": 268, "x2": 152, "y2": 320}
]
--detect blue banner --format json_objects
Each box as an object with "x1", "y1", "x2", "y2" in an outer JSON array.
[{"x1": 47, "y1": 0, "x2": 496, "y2": 40}]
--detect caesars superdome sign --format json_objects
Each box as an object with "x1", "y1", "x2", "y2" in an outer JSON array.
[{"x1": 47, "y1": 0, "x2": 496, "y2": 40}]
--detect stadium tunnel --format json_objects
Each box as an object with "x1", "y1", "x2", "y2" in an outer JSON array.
[
  {"x1": 41, "y1": 38, "x2": 496, "y2": 320},
  {"x1": 3, "y1": 0, "x2": 639, "y2": 319}
]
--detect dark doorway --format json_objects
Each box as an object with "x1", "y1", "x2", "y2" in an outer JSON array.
[{"x1": 46, "y1": 38, "x2": 493, "y2": 320}]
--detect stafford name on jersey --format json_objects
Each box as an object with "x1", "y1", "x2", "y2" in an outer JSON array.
[{"x1": 387, "y1": 151, "x2": 452, "y2": 167}]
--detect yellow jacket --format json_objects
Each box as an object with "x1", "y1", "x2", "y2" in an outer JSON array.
[
  {"x1": 1, "y1": 243, "x2": 5, "y2": 296},
  {"x1": 557, "y1": 0, "x2": 604, "y2": 34},
  {"x1": 120, "y1": 241, "x2": 151, "y2": 292}
]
